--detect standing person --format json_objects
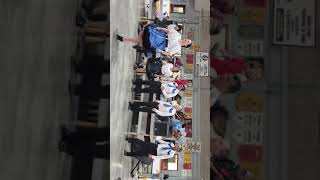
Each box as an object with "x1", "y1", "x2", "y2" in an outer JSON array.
[
  {"x1": 133, "y1": 80, "x2": 185, "y2": 99},
  {"x1": 116, "y1": 24, "x2": 192, "y2": 58},
  {"x1": 157, "y1": 25, "x2": 192, "y2": 57},
  {"x1": 124, "y1": 137, "x2": 182, "y2": 160},
  {"x1": 129, "y1": 100, "x2": 180, "y2": 117}
]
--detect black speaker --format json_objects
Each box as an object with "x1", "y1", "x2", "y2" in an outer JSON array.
[{"x1": 154, "y1": 122, "x2": 168, "y2": 136}]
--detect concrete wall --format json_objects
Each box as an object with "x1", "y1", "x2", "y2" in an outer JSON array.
[{"x1": 265, "y1": 1, "x2": 320, "y2": 179}]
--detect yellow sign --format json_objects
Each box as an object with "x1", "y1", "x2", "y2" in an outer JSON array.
[
  {"x1": 183, "y1": 150, "x2": 192, "y2": 163},
  {"x1": 237, "y1": 94, "x2": 264, "y2": 112},
  {"x1": 184, "y1": 89, "x2": 192, "y2": 97},
  {"x1": 185, "y1": 63, "x2": 193, "y2": 70},
  {"x1": 239, "y1": 7, "x2": 265, "y2": 25},
  {"x1": 192, "y1": 44, "x2": 200, "y2": 51},
  {"x1": 241, "y1": 162, "x2": 264, "y2": 180}
]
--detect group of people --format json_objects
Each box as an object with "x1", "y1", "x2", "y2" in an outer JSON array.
[{"x1": 115, "y1": 11, "x2": 193, "y2": 163}]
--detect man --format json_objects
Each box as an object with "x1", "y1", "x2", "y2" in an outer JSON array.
[
  {"x1": 124, "y1": 137, "x2": 182, "y2": 160},
  {"x1": 133, "y1": 79, "x2": 185, "y2": 99},
  {"x1": 129, "y1": 100, "x2": 180, "y2": 117}
]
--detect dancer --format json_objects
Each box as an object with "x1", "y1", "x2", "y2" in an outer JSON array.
[
  {"x1": 129, "y1": 100, "x2": 180, "y2": 117},
  {"x1": 116, "y1": 23, "x2": 192, "y2": 58},
  {"x1": 124, "y1": 137, "x2": 182, "y2": 160}
]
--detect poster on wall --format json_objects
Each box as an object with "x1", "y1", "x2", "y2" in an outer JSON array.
[
  {"x1": 236, "y1": 40, "x2": 264, "y2": 57},
  {"x1": 196, "y1": 52, "x2": 209, "y2": 76},
  {"x1": 237, "y1": 94, "x2": 265, "y2": 112},
  {"x1": 273, "y1": 0, "x2": 316, "y2": 46},
  {"x1": 182, "y1": 50, "x2": 194, "y2": 80},
  {"x1": 239, "y1": 6, "x2": 266, "y2": 25}
]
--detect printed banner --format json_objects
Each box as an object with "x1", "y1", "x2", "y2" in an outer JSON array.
[
  {"x1": 239, "y1": 7, "x2": 266, "y2": 25},
  {"x1": 273, "y1": 0, "x2": 316, "y2": 46},
  {"x1": 183, "y1": 150, "x2": 192, "y2": 164},
  {"x1": 196, "y1": 52, "x2": 209, "y2": 76},
  {"x1": 240, "y1": 162, "x2": 264, "y2": 180},
  {"x1": 237, "y1": 94, "x2": 264, "y2": 112}
]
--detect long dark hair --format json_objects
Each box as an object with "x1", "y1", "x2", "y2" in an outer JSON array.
[{"x1": 183, "y1": 42, "x2": 192, "y2": 48}]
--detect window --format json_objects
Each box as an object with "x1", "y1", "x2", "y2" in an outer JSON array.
[
  {"x1": 161, "y1": 154, "x2": 179, "y2": 171},
  {"x1": 171, "y1": 4, "x2": 186, "y2": 14}
]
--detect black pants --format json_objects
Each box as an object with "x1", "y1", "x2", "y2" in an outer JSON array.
[
  {"x1": 130, "y1": 101, "x2": 159, "y2": 114},
  {"x1": 133, "y1": 80, "x2": 161, "y2": 94},
  {"x1": 126, "y1": 138, "x2": 157, "y2": 157},
  {"x1": 63, "y1": 127, "x2": 109, "y2": 159}
]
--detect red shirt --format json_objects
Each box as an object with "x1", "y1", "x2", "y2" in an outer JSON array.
[
  {"x1": 175, "y1": 79, "x2": 188, "y2": 86},
  {"x1": 211, "y1": 57, "x2": 248, "y2": 76}
]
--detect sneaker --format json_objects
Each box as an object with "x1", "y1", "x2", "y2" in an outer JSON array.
[
  {"x1": 124, "y1": 150, "x2": 129, "y2": 156},
  {"x1": 116, "y1": 34, "x2": 123, "y2": 41}
]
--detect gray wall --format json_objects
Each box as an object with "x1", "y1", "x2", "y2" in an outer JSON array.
[{"x1": 265, "y1": 1, "x2": 320, "y2": 179}]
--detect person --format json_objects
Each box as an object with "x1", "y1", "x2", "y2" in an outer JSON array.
[
  {"x1": 156, "y1": 25, "x2": 192, "y2": 57},
  {"x1": 129, "y1": 100, "x2": 180, "y2": 117},
  {"x1": 160, "y1": 61, "x2": 180, "y2": 77},
  {"x1": 58, "y1": 126, "x2": 109, "y2": 159},
  {"x1": 116, "y1": 23, "x2": 192, "y2": 58},
  {"x1": 124, "y1": 137, "x2": 182, "y2": 160},
  {"x1": 170, "y1": 119, "x2": 187, "y2": 145},
  {"x1": 141, "y1": 58, "x2": 180, "y2": 78},
  {"x1": 133, "y1": 79, "x2": 185, "y2": 99}
]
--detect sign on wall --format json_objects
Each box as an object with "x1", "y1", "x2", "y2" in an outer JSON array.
[
  {"x1": 273, "y1": 0, "x2": 316, "y2": 46},
  {"x1": 196, "y1": 52, "x2": 209, "y2": 76},
  {"x1": 239, "y1": 7, "x2": 266, "y2": 25},
  {"x1": 236, "y1": 40, "x2": 264, "y2": 57},
  {"x1": 182, "y1": 50, "x2": 194, "y2": 80}
]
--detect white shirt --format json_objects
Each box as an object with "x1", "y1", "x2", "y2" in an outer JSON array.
[
  {"x1": 161, "y1": 63, "x2": 174, "y2": 77},
  {"x1": 166, "y1": 26, "x2": 181, "y2": 56},
  {"x1": 151, "y1": 137, "x2": 176, "y2": 160},
  {"x1": 153, "y1": 101, "x2": 176, "y2": 117},
  {"x1": 161, "y1": 82, "x2": 179, "y2": 99}
]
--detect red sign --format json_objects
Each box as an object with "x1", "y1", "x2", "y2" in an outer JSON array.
[
  {"x1": 183, "y1": 163, "x2": 192, "y2": 169},
  {"x1": 238, "y1": 145, "x2": 263, "y2": 162},
  {"x1": 184, "y1": 107, "x2": 192, "y2": 113}
]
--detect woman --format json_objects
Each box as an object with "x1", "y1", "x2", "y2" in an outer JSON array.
[{"x1": 116, "y1": 23, "x2": 192, "y2": 58}]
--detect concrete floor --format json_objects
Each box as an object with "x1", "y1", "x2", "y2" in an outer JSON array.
[
  {"x1": 0, "y1": 1, "x2": 78, "y2": 180},
  {"x1": 110, "y1": 0, "x2": 144, "y2": 179}
]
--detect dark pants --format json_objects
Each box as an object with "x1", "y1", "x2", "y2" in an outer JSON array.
[
  {"x1": 62, "y1": 127, "x2": 109, "y2": 159},
  {"x1": 126, "y1": 138, "x2": 157, "y2": 157},
  {"x1": 130, "y1": 101, "x2": 159, "y2": 114},
  {"x1": 134, "y1": 80, "x2": 161, "y2": 94}
]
